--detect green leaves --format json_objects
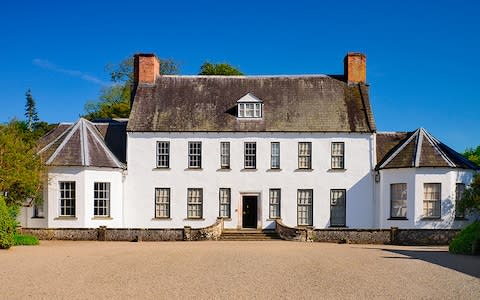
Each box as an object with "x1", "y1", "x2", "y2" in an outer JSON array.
[
  {"x1": 463, "y1": 146, "x2": 480, "y2": 166},
  {"x1": 199, "y1": 62, "x2": 244, "y2": 75}
]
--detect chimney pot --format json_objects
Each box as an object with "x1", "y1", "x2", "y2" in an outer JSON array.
[
  {"x1": 134, "y1": 53, "x2": 160, "y2": 85},
  {"x1": 344, "y1": 52, "x2": 366, "y2": 84}
]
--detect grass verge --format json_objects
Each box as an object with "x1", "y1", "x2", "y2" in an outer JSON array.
[{"x1": 14, "y1": 233, "x2": 39, "y2": 246}]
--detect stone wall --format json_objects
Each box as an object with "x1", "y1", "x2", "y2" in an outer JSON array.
[
  {"x1": 391, "y1": 228, "x2": 460, "y2": 246},
  {"x1": 184, "y1": 217, "x2": 224, "y2": 241},
  {"x1": 312, "y1": 229, "x2": 391, "y2": 244}
]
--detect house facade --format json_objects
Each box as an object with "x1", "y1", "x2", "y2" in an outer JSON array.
[{"x1": 18, "y1": 53, "x2": 479, "y2": 230}]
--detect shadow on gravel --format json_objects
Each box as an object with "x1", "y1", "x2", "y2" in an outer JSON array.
[{"x1": 381, "y1": 248, "x2": 480, "y2": 278}]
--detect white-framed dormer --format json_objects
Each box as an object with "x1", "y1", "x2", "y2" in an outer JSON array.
[{"x1": 237, "y1": 93, "x2": 263, "y2": 119}]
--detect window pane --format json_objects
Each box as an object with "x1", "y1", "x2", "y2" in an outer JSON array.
[
  {"x1": 219, "y1": 188, "x2": 231, "y2": 218},
  {"x1": 271, "y1": 142, "x2": 280, "y2": 169},
  {"x1": 330, "y1": 189, "x2": 346, "y2": 226},
  {"x1": 244, "y1": 142, "x2": 256, "y2": 169},
  {"x1": 187, "y1": 188, "x2": 203, "y2": 218},
  {"x1": 390, "y1": 183, "x2": 407, "y2": 218},
  {"x1": 269, "y1": 189, "x2": 281, "y2": 219},
  {"x1": 155, "y1": 188, "x2": 170, "y2": 218},
  {"x1": 331, "y1": 142, "x2": 344, "y2": 169},
  {"x1": 188, "y1": 142, "x2": 202, "y2": 168},
  {"x1": 297, "y1": 189, "x2": 313, "y2": 225},
  {"x1": 298, "y1": 142, "x2": 311, "y2": 169},
  {"x1": 423, "y1": 183, "x2": 441, "y2": 218},
  {"x1": 94, "y1": 182, "x2": 110, "y2": 217},
  {"x1": 220, "y1": 142, "x2": 230, "y2": 169},
  {"x1": 157, "y1": 142, "x2": 170, "y2": 168},
  {"x1": 59, "y1": 181, "x2": 76, "y2": 217}
]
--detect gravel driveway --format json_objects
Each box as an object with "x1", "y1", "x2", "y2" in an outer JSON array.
[{"x1": 1, "y1": 241, "x2": 479, "y2": 299}]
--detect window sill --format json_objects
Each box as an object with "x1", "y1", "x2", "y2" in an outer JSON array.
[
  {"x1": 294, "y1": 168, "x2": 313, "y2": 172},
  {"x1": 183, "y1": 218, "x2": 206, "y2": 221},
  {"x1": 31, "y1": 217, "x2": 45, "y2": 219},
  {"x1": 151, "y1": 218, "x2": 172, "y2": 221},
  {"x1": 241, "y1": 168, "x2": 257, "y2": 172},
  {"x1": 91, "y1": 217, "x2": 113, "y2": 220},
  {"x1": 54, "y1": 217, "x2": 78, "y2": 220},
  {"x1": 387, "y1": 217, "x2": 408, "y2": 221},
  {"x1": 420, "y1": 217, "x2": 443, "y2": 221},
  {"x1": 328, "y1": 168, "x2": 347, "y2": 172},
  {"x1": 153, "y1": 167, "x2": 170, "y2": 171},
  {"x1": 184, "y1": 168, "x2": 203, "y2": 171},
  {"x1": 266, "y1": 168, "x2": 282, "y2": 172},
  {"x1": 217, "y1": 168, "x2": 231, "y2": 172}
]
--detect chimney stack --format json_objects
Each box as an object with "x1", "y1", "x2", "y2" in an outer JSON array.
[
  {"x1": 344, "y1": 52, "x2": 366, "y2": 84},
  {"x1": 134, "y1": 53, "x2": 160, "y2": 85}
]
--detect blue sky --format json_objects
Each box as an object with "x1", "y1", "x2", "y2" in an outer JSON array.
[{"x1": 0, "y1": 0, "x2": 478, "y2": 151}]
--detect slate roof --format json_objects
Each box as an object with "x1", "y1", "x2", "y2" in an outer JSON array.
[
  {"x1": 37, "y1": 118, "x2": 126, "y2": 168},
  {"x1": 128, "y1": 75, "x2": 376, "y2": 132},
  {"x1": 376, "y1": 128, "x2": 479, "y2": 170}
]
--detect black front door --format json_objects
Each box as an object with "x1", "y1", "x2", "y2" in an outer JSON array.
[{"x1": 242, "y1": 196, "x2": 257, "y2": 228}]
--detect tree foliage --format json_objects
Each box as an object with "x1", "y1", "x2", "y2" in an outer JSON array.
[
  {"x1": 464, "y1": 146, "x2": 480, "y2": 166},
  {"x1": 458, "y1": 173, "x2": 480, "y2": 215},
  {"x1": 198, "y1": 62, "x2": 244, "y2": 75},
  {"x1": 0, "y1": 196, "x2": 16, "y2": 249},
  {"x1": 24, "y1": 89, "x2": 39, "y2": 131},
  {"x1": 0, "y1": 120, "x2": 44, "y2": 206},
  {"x1": 84, "y1": 57, "x2": 179, "y2": 120}
]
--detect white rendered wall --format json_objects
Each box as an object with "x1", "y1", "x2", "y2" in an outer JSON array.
[
  {"x1": 45, "y1": 166, "x2": 124, "y2": 228},
  {"x1": 125, "y1": 132, "x2": 375, "y2": 229},
  {"x1": 378, "y1": 168, "x2": 475, "y2": 229}
]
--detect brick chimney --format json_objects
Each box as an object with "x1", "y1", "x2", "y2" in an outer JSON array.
[
  {"x1": 134, "y1": 53, "x2": 160, "y2": 85},
  {"x1": 344, "y1": 52, "x2": 366, "y2": 84}
]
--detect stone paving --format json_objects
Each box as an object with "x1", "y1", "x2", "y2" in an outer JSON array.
[{"x1": 1, "y1": 241, "x2": 479, "y2": 299}]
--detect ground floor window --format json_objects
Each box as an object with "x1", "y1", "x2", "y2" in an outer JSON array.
[
  {"x1": 297, "y1": 189, "x2": 313, "y2": 226},
  {"x1": 33, "y1": 204, "x2": 44, "y2": 218},
  {"x1": 423, "y1": 183, "x2": 441, "y2": 218},
  {"x1": 330, "y1": 189, "x2": 346, "y2": 227},
  {"x1": 269, "y1": 189, "x2": 281, "y2": 219},
  {"x1": 94, "y1": 182, "x2": 110, "y2": 217},
  {"x1": 59, "y1": 181, "x2": 75, "y2": 217},
  {"x1": 187, "y1": 188, "x2": 203, "y2": 219},
  {"x1": 155, "y1": 188, "x2": 170, "y2": 218},
  {"x1": 455, "y1": 183, "x2": 466, "y2": 219},
  {"x1": 390, "y1": 183, "x2": 407, "y2": 218},
  {"x1": 219, "y1": 188, "x2": 231, "y2": 218}
]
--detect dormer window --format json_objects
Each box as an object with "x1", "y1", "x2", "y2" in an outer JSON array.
[{"x1": 237, "y1": 93, "x2": 263, "y2": 118}]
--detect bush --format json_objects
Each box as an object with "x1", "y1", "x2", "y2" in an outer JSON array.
[
  {"x1": 449, "y1": 221, "x2": 480, "y2": 255},
  {"x1": 14, "y1": 233, "x2": 39, "y2": 246},
  {"x1": 0, "y1": 196, "x2": 16, "y2": 249}
]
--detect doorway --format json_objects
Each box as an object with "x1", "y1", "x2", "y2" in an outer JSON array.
[{"x1": 242, "y1": 196, "x2": 257, "y2": 228}]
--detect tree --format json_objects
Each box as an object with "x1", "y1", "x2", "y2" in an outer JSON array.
[
  {"x1": 0, "y1": 120, "x2": 44, "y2": 206},
  {"x1": 83, "y1": 57, "x2": 179, "y2": 120},
  {"x1": 24, "y1": 89, "x2": 39, "y2": 131},
  {"x1": 198, "y1": 62, "x2": 244, "y2": 75},
  {"x1": 458, "y1": 173, "x2": 480, "y2": 215},
  {"x1": 464, "y1": 146, "x2": 480, "y2": 166}
]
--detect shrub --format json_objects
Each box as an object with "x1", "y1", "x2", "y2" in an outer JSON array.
[
  {"x1": 449, "y1": 221, "x2": 480, "y2": 255},
  {"x1": 13, "y1": 233, "x2": 39, "y2": 246},
  {"x1": 0, "y1": 196, "x2": 16, "y2": 249}
]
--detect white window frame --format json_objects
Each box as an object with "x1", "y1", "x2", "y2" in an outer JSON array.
[
  {"x1": 297, "y1": 189, "x2": 313, "y2": 226},
  {"x1": 59, "y1": 181, "x2": 75, "y2": 217},
  {"x1": 298, "y1": 142, "x2": 312, "y2": 169},
  {"x1": 271, "y1": 142, "x2": 280, "y2": 169},
  {"x1": 244, "y1": 142, "x2": 256, "y2": 169},
  {"x1": 390, "y1": 183, "x2": 407, "y2": 219},
  {"x1": 94, "y1": 182, "x2": 110, "y2": 217},
  {"x1": 155, "y1": 188, "x2": 170, "y2": 219},
  {"x1": 188, "y1": 141, "x2": 202, "y2": 168},
  {"x1": 331, "y1": 142, "x2": 345, "y2": 169},
  {"x1": 156, "y1": 141, "x2": 170, "y2": 168},
  {"x1": 187, "y1": 188, "x2": 203, "y2": 219},
  {"x1": 219, "y1": 188, "x2": 231, "y2": 218},
  {"x1": 238, "y1": 102, "x2": 262, "y2": 118},
  {"x1": 423, "y1": 183, "x2": 441, "y2": 218},
  {"x1": 330, "y1": 189, "x2": 346, "y2": 227},
  {"x1": 269, "y1": 189, "x2": 281, "y2": 219},
  {"x1": 220, "y1": 142, "x2": 230, "y2": 169}
]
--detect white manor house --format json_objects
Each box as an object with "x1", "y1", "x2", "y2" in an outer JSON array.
[{"x1": 19, "y1": 53, "x2": 479, "y2": 230}]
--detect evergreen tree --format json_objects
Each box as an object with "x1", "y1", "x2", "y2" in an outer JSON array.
[{"x1": 24, "y1": 89, "x2": 39, "y2": 131}]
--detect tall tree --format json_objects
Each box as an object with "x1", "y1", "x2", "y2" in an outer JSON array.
[
  {"x1": 24, "y1": 89, "x2": 39, "y2": 131},
  {"x1": 464, "y1": 146, "x2": 480, "y2": 166},
  {"x1": 198, "y1": 62, "x2": 244, "y2": 75},
  {"x1": 84, "y1": 57, "x2": 179, "y2": 120}
]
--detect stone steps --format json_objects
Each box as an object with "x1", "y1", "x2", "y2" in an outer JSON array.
[{"x1": 220, "y1": 230, "x2": 282, "y2": 241}]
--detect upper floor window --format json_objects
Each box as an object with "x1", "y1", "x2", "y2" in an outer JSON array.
[
  {"x1": 271, "y1": 142, "x2": 280, "y2": 169},
  {"x1": 220, "y1": 142, "x2": 230, "y2": 169},
  {"x1": 188, "y1": 142, "x2": 202, "y2": 168},
  {"x1": 331, "y1": 142, "x2": 345, "y2": 169},
  {"x1": 156, "y1": 141, "x2": 170, "y2": 168},
  {"x1": 237, "y1": 93, "x2": 263, "y2": 118},
  {"x1": 423, "y1": 183, "x2": 441, "y2": 218},
  {"x1": 244, "y1": 142, "x2": 257, "y2": 169},
  {"x1": 298, "y1": 142, "x2": 312, "y2": 169}
]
